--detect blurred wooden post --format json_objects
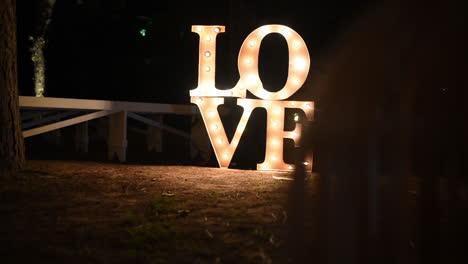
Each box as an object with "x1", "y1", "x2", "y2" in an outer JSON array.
[
  {"x1": 108, "y1": 111, "x2": 127, "y2": 162},
  {"x1": 74, "y1": 121, "x2": 88, "y2": 153},
  {"x1": 190, "y1": 114, "x2": 211, "y2": 164},
  {"x1": 146, "y1": 114, "x2": 163, "y2": 153}
]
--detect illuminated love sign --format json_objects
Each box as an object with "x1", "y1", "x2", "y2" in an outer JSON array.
[{"x1": 190, "y1": 25, "x2": 314, "y2": 172}]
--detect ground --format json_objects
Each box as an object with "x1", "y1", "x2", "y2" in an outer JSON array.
[{"x1": 0, "y1": 160, "x2": 316, "y2": 264}]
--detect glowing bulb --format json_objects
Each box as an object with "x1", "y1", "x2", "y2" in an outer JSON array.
[
  {"x1": 293, "y1": 131, "x2": 298, "y2": 137},
  {"x1": 281, "y1": 28, "x2": 291, "y2": 38},
  {"x1": 205, "y1": 51, "x2": 211, "y2": 57},
  {"x1": 208, "y1": 110, "x2": 215, "y2": 117},
  {"x1": 232, "y1": 140, "x2": 238, "y2": 145},
  {"x1": 272, "y1": 121, "x2": 279, "y2": 128},
  {"x1": 196, "y1": 98, "x2": 203, "y2": 103},
  {"x1": 246, "y1": 75, "x2": 257, "y2": 85},
  {"x1": 212, "y1": 124, "x2": 219, "y2": 130},
  {"x1": 293, "y1": 40, "x2": 301, "y2": 48},
  {"x1": 288, "y1": 165, "x2": 293, "y2": 170},
  {"x1": 206, "y1": 36, "x2": 211, "y2": 41},
  {"x1": 305, "y1": 104, "x2": 313, "y2": 109},
  {"x1": 303, "y1": 161, "x2": 309, "y2": 166},
  {"x1": 214, "y1": 27, "x2": 220, "y2": 33},
  {"x1": 272, "y1": 155, "x2": 278, "y2": 161},
  {"x1": 294, "y1": 114, "x2": 299, "y2": 122},
  {"x1": 197, "y1": 27, "x2": 202, "y2": 32},
  {"x1": 273, "y1": 108, "x2": 281, "y2": 115},
  {"x1": 272, "y1": 140, "x2": 279, "y2": 146},
  {"x1": 293, "y1": 58, "x2": 306, "y2": 70},
  {"x1": 223, "y1": 153, "x2": 229, "y2": 159},
  {"x1": 205, "y1": 66, "x2": 211, "y2": 72},
  {"x1": 249, "y1": 41, "x2": 256, "y2": 47},
  {"x1": 259, "y1": 27, "x2": 269, "y2": 37},
  {"x1": 217, "y1": 138, "x2": 224, "y2": 144}
]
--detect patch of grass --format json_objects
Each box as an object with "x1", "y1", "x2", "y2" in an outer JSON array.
[
  {"x1": 151, "y1": 195, "x2": 175, "y2": 217},
  {"x1": 121, "y1": 222, "x2": 177, "y2": 264}
]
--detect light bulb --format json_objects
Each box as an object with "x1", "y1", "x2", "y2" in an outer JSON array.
[
  {"x1": 294, "y1": 114, "x2": 299, "y2": 122},
  {"x1": 214, "y1": 27, "x2": 220, "y2": 33},
  {"x1": 288, "y1": 165, "x2": 293, "y2": 170},
  {"x1": 303, "y1": 161, "x2": 309, "y2": 166},
  {"x1": 206, "y1": 36, "x2": 211, "y2": 41},
  {"x1": 196, "y1": 98, "x2": 203, "y2": 103},
  {"x1": 293, "y1": 58, "x2": 306, "y2": 70},
  {"x1": 294, "y1": 40, "x2": 301, "y2": 48},
  {"x1": 305, "y1": 104, "x2": 312, "y2": 109},
  {"x1": 205, "y1": 66, "x2": 211, "y2": 72},
  {"x1": 205, "y1": 51, "x2": 211, "y2": 57}
]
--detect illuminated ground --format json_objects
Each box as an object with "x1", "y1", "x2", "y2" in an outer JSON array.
[{"x1": 0, "y1": 160, "x2": 317, "y2": 264}]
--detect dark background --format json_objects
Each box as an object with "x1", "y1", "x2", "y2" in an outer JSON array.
[
  {"x1": 15, "y1": 0, "x2": 375, "y2": 168},
  {"x1": 16, "y1": 0, "x2": 374, "y2": 103}
]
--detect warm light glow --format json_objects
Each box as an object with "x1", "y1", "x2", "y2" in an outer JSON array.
[
  {"x1": 234, "y1": 24, "x2": 310, "y2": 100},
  {"x1": 257, "y1": 100, "x2": 313, "y2": 171},
  {"x1": 191, "y1": 97, "x2": 259, "y2": 168},
  {"x1": 190, "y1": 25, "x2": 244, "y2": 97},
  {"x1": 190, "y1": 25, "x2": 314, "y2": 172},
  {"x1": 294, "y1": 113, "x2": 299, "y2": 122}
]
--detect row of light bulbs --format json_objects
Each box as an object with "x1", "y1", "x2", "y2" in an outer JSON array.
[{"x1": 191, "y1": 25, "x2": 313, "y2": 171}]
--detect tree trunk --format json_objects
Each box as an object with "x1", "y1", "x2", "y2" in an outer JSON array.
[{"x1": 0, "y1": 0, "x2": 25, "y2": 176}]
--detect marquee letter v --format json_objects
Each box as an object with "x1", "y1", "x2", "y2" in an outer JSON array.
[{"x1": 191, "y1": 97, "x2": 257, "y2": 168}]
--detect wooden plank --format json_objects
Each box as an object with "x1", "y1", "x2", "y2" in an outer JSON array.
[
  {"x1": 127, "y1": 112, "x2": 190, "y2": 139},
  {"x1": 23, "y1": 110, "x2": 116, "y2": 138},
  {"x1": 19, "y1": 96, "x2": 197, "y2": 115}
]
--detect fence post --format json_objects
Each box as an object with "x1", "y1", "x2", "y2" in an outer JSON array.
[
  {"x1": 108, "y1": 111, "x2": 127, "y2": 162},
  {"x1": 147, "y1": 114, "x2": 163, "y2": 153},
  {"x1": 75, "y1": 121, "x2": 89, "y2": 153}
]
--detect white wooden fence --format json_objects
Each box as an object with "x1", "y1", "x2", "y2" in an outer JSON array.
[{"x1": 19, "y1": 96, "x2": 198, "y2": 162}]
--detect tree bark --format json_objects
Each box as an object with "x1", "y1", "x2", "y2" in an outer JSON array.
[{"x1": 0, "y1": 0, "x2": 25, "y2": 176}]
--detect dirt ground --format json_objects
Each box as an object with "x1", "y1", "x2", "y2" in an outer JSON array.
[{"x1": 0, "y1": 160, "x2": 317, "y2": 264}]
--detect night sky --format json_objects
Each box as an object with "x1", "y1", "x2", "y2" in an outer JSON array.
[{"x1": 16, "y1": 0, "x2": 374, "y2": 104}]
